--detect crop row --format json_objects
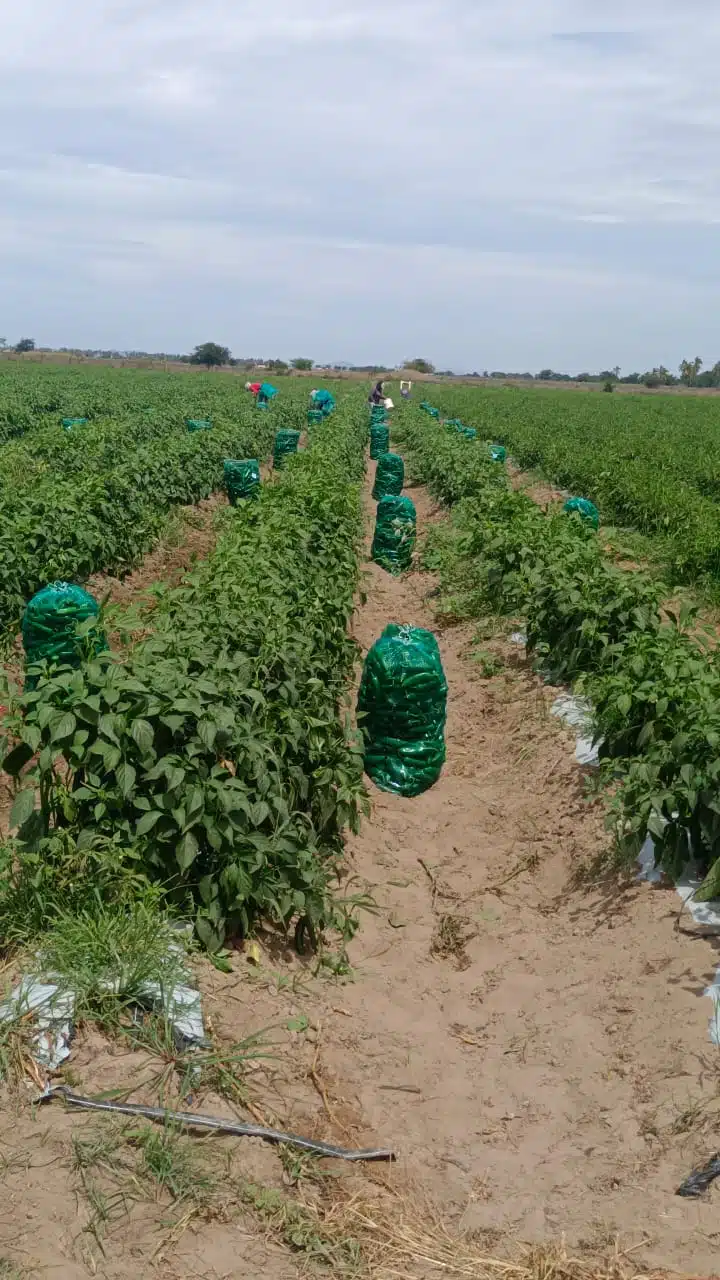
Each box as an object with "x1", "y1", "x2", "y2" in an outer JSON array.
[
  {"x1": 2, "y1": 396, "x2": 369, "y2": 949},
  {"x1": 394, "y1": 403, "x2": 720, "y2": 896},
  {"x1": 426, "y1": 384, "x2": 720, "y2": 582},
  {"x1": 0, "y1": 365, "x2": 311, "y2": 448},
  {"x1": 0, "y1": 412, "x2": 278, "y2": 638}
]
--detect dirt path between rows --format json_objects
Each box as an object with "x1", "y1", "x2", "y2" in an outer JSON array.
[{"x1": 2, "y1": 466, "x2": 720, "y2": 1277}]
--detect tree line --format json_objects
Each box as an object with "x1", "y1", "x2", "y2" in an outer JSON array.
[{"x1": 4, "y1": 340, "x2": 720, "y2": 388}]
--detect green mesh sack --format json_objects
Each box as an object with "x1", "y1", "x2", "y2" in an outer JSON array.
[
  {"x1": 224, "y1": 459, "x2": 260, "y2": 505},
  {"x1": 307, "y1": 409, "x2": 324, "y2": 427},
  {"x1": 273, "y1": 429, "x2": 301, "y2": 468},
  {"x1": 61, "y1": 417, "x2": 88, "y2": 430},
  {"x1": 369, "y1": 424, "x2": 390, "y2": 460},
  {"x1": 564, "y1": 496, "x2": 599, "y2": 529},
  {"x1": 372, "y1": 452, "x2": 404, "y2": 500},
  {"x1": 357, "y1": 624, "x2": 447, "y2": 797},
  {"x1": 489, "y1": 444, "x2": 506, "y2": 462},
  {"x1": 22, "y1": 582, "x2": 106, "y2": 677},
  {"x1": 186, "y1": 418, "x2": 212, "y2": 433},
  {"x1": 372, "y1": 496, "x2": 417, "y2": 574},
  {"x1": 462, "y1": 428, "x2": 477, "y2": 441}
]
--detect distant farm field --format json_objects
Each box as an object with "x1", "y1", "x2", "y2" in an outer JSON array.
[{"x1": 425, "y1": 382, "x2": 720, "y2": 581}]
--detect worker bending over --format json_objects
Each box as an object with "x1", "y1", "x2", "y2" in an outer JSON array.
[{"x1": 310, "y1": 388, "x2": 336, "y2": 416}]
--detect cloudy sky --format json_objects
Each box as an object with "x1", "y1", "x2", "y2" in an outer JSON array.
[{"x1": 1, "y1": 0, "x2": 718, "y2": 371}]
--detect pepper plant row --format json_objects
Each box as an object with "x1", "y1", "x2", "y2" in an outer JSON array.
[
  {"x1": 2, "y1": 397, "x2": 369, "y2": 949},
  {"x1": 0, "y1": 364, "x2": 311, "y2": 450},
  {"x1": 0, "y1": 414, "x2": 278, "y2": 638},
  {"x1": 425, "y1": 384, "x2": 720, "y2": 583},
  {"x1": 394, "y1": 404, "x2": 720, "y2": 897}
]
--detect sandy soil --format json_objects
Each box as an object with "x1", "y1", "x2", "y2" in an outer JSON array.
[{"x1": 1, "y1": 471, "x2": 720, "y2": 1276}]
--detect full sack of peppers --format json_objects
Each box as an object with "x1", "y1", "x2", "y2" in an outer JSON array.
[{"x1": 357, "y1": 624, "x2": 447, "y2": 797}]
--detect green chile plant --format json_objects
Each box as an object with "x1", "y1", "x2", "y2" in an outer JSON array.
[
  {"x1": 0, "y1": 416, "x2": 276, "y2": 638},
  {"x1": 426, "y1": 383, "x2": 720, "y2": 583},
  {"x1": 579, "y1": 618, "x2": 720, "y2": 887},
  {"x1": 400, "y1": 401, "x2": 720, "y2": 889},
  {"x1": 1, "y1": 398, "x2": 370, "y2": 951}
]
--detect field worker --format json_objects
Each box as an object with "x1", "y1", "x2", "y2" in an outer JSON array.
[
  {"x1": 245, "y1": 380, "x2": 262, "y2": 398},
  {"x1": 310, "y1": 388, "x2": 336, "y2": 415},
  {"x1": 369, "y1": 379, "x2": 385, "y2": 406},
  {"x1": 257, "y1": 382, "x2": 278, "y2": 408},
  {"x1": 400, "y1": 380, "x2": 412, "y2": 400}
]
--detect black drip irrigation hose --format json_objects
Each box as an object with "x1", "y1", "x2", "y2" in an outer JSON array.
[{"x1": 38, "y1": 1086, "x2": 396, "y2": 1163}]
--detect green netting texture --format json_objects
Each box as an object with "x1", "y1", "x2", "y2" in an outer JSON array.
[
  {"x1": 61, "y1": 418, "x2": 88, "y2": 430},
  {"x1": 371, "y1": 496, "x2": 417, "y2": 574},
  {"x1": 369, "y1": 424, "x2": 390, "y2": 460},
  {"x1": 564, "y1": 496, "x2": 599, "y2": 529},
  {"x1": 357, "y1": 623, "x2": 448, "y2": 797},
  {"x1": 462, "y1": 428, "x2": 477, "y2": 440},
  {"x1": 311, "y1": 390, "x2": 336, "y2": 416},
  {"x1": 489, "y1": 444, "x2": 506, "y2": 462},
  {"x1": 372, "y1": 452, "x2": 405, "y2": 500},
  {"x1": 273, "y1": 429, "x2": 301, "y2": 468},
  {"x1": 224, "y1": 459, "x2": 261, "y2": 504},
  {"x1": 307, "y1": 409, "x2": 324, "y2": 427},
  {"x1": 186, "y1": 418, "x2": 212, "y2": 433},
  {"x1": 22, "y1": 581, "x2": 106, "y2": 672}
]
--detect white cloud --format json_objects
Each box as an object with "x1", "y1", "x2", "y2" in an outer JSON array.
[{"x1": 1, "y1": 0, "x2": 720, "y2": 367}]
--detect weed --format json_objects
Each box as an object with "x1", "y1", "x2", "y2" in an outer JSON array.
[
  {"x1": 470, "y1": 648, "x2": 504, "y2": 678},
  {"x1": 430, "y1": 914, "x2": 477, "y2": 971},
  {"x1": 278, "y1": 1143, "x2": 329, "y2": 1188},
  {"x1": 36, "y1": 899, "x2": 189, "y2": 1022},
  {"x1": 0, "y1": 1260, "x2": 25, "y2": 1279},
  {"x1": 72, "y1": 1119, "x2": 227, "y2": 1247},
  {"x1": 241, "y1": 1181, "x2": 363, "y2": 1274}
]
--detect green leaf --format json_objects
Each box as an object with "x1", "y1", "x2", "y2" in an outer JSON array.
[
  {"x1": 50, "y1": 712, "x2": 77, "y2": 742},
  {"x1": 130, "y1": 718, "x2": 154, "y2": 754},
  {"x1": 10, "y1": 788, "x2": 36, "y2": 830},
  {"x1": 695, "y1": 856, "x2": 720, "y2": 904},
  {"x1": 195, "y1": 914, "x2": 225, "y2": 953},
  {"x1": 177, "y1": 830, "x2": 199, "y2": 871},
  {"x1": 197, "y1": 719, "x2": 217, "y2": 749},
  {"x1": 136, "y1": 809, "x2": 163, "y2": 835},
  {"x1": 286, "y1": 1015, "x2": 309, "y2": 1033},
  {"x1": 116, "y1": 762, "x2": 136, "y2": 798}
]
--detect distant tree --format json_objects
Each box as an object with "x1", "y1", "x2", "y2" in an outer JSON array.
[
  {"x1": 267, "y1": 359, "x2": 289, "y2": 372},
  {"x1": 14, "y1": 337, "x2": 35, "y2": 353},
  {"x1": 642, "y1": 365, "x2": 676, "y2": 387},
  {"x1": 190, "y1": 342, "x2": 231, "y2": 368},
  {"x1": 403, "y1": 358, "x2": 435, "y2": 374},
  {"x1": 612, "y1": 366, "x2": 621, "y2": 380},
  {"x1": 576, "y1": 372, "x2": 591, "y2": 382},
  {"x1": 602, "y1": 379, "x2": 615, "y2": 393},
  {"x1": 292, "y1": 357, "x2": 314, "y2": 370},
  {"x1": 679, "y1": 356, "x2": 703, "y2": 386},
  {"x1": 697, "y1": 362, "x2": 720, "y2": 388}
]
